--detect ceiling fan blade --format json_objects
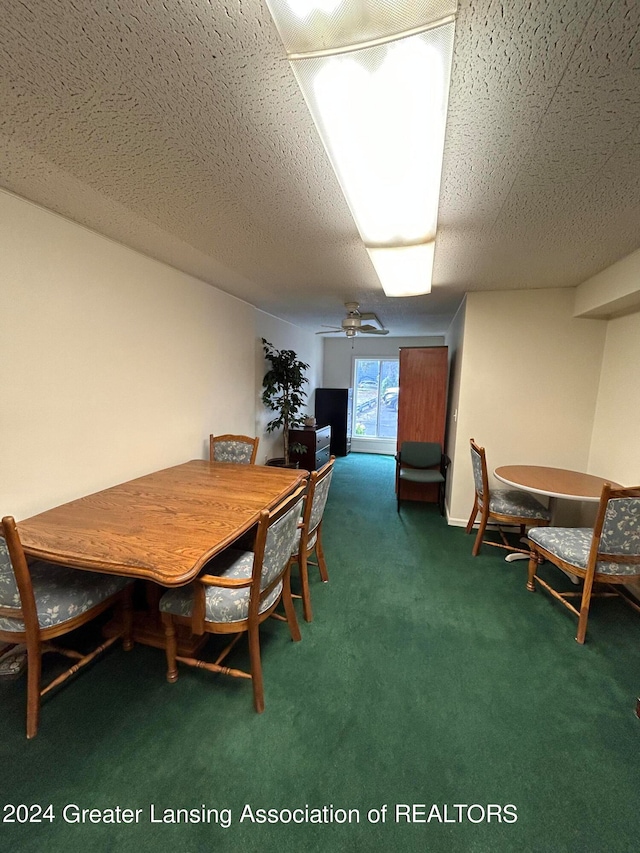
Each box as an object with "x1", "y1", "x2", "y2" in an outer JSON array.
[
  {"x1": 320, "y1": 324, "x2": 342, "y2": 329},
  {"x1": 361, "y1": 328, "x2": 389, "y2": 335},
  {"x1": 358, "y1": 312, "x2": 377, "y2": 320},
  {"x1": 315, "y1": 330, "x2": 344, "y2": 335}
]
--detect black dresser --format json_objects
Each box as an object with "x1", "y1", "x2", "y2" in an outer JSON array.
[
  {"x1": 315, "y1": 388, "x2": 352, "y2": 456},
  {"x1": 289, "y1": 425, "x2": 332, "y2": 471}
]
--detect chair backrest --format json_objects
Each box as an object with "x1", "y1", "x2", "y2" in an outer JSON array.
[
  {"x1": 400, "y1": 441, "x2": 442, "y2": 469},
  {"x1": 589, "y1": 485, "x2": 640, "y2": 574},
  {"x1": 304, "y1": 456, "x2": 336, "y2": 538},
  {"x1": 250, "y1": 483, "x2": 307, "y2": 608},
  {"x1": 0, "y1": 517, "x2": 38, "y2": 635},
  {"x1": 209, "y1": 434, "x2": 259, "y2": 465},
  {"x1": 469, "y1": 438, "x2": 490, "y2": 500}
]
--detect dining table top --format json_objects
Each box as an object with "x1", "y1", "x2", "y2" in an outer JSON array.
[
  {"x1": 494, "y1": 465, "x2": 621, "y2": 502},
  {"x1": 17, "y1": 460, "x2": 307, "y2": 587}
]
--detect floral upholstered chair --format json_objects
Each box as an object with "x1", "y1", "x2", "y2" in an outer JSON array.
[
  {"x1": 209, "y1": 434, "x2": 259, "y2": 465},
  {"x1": 466, "y1": 439, "x2": 551, "y2": 556},
  {"x1": 159, "y1": 482, "x2": 306, "y2": 713},
  {"x1": 527, "y1": 484, "x2": 640, "y2": 643},
  {"x1": 0, "y1": 516, "x2": 133, "y2": 738},
  {"x1": 289, "y1": 456, "x2": 335, "y2": 622}
]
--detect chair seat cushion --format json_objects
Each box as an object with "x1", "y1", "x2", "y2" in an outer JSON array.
[
  {"x1": 0, "y1": 562, "x2": 131, "y2": 633},
  {"x1": 159, "y1": 549, "x2": 282, "y2": 624},
  {"x1": 528, "y1": 527, "x2": 639, "y2": 576},
  {"x1": 399, "y1": 467, "x2": 444, "y2": 485},
  {"x1": 487, "y1": 489, "x2": 551, "y2": 521}
]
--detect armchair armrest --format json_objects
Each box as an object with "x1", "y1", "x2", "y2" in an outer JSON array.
[{"x1": 198, "y1": 573, "x2": 252, "y2": 589}]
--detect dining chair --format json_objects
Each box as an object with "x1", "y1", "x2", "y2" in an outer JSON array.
[
  {"x1": 0, "y1": 516, "x2": 134, "y2": 738},
  {"x1": 466, "y1": 438, "x2": 551, "y2": 556},
  {"x1": 396, "y1": 441, "x2": 449, "y2": 515},
  {"x1": 527, "y1": 484, "x2": 640, "y2": 643},
  {"x1": 289, "y1": 456, "x2": 335, "y2": 622},
  {"x1": 159, "y1": 482, "x2": 306, "y2": 713},
  {"x1": 209, "y1": 434, "x2": 259, "y2": 465}
]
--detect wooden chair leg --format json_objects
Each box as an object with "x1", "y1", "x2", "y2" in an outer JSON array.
[
  {"x1": 315, "y1": 529, "x2": 329, "y2": 583},
  {"x1": 282, "y1": 567, "x2": 302, "y2": 642},
  {"x1": 162, "y1": 613, "x2": 179, "y2": 683},
  {"x1": 296, "y1": 552, "x2": 313, "y2": 622},
  {"x1": 472, "y1": 510, "x2": 489, "y2": 556},
  {"x1": 527, "y1": 553, "x2": 538, "y2": 591},
  {"x1": 576, "y1": 572, "x2": 596, "y2": 644},
  {"x1": 25, "y1": 636, "x2": 42, "y2": 740},
  {"x1": 248, "y1": 624, "x2": 265, "y2": 713},
  {"x1": 465, "y1": 497, "x2": 479, "y2": 534}
]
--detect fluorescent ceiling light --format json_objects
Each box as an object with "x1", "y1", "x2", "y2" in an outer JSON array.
[
  {"x1": 286, "y1": 0, "x2": 342, "y2": 21},
  {"x1": 367, "y1": 242, "x2": 435, "y2": 297},
  {"x1": 265, "y1": 1, "x2": 457, "y2": 298}
]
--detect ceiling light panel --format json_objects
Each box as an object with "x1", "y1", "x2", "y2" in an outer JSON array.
[
  {"x1": 265, "y1": 1, "x2": 457, "y2": 55},
  {"x1": 265, "y1": 0, "x2": 457, "y2": 298},
  {"x1": 291, "y1": 25, "x2": 454, "y2": 246},
  {"x1": 367, "y1": 242, "x2": 435, "y2": 296}
]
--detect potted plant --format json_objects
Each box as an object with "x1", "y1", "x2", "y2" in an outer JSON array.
[{"x1": 261, "y1": 339, "x2": 310, "y2": 467}]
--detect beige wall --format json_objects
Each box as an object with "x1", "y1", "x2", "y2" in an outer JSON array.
[
  {"x1": 0, "y1": 191, "x2": 321, "y2": 519},
  {"x1": 588, "y1": 311, "x2": 640, "y2": 485},
  {"x1": 574, "y1": 248, "x2": 640, "y2": 319},
  {"x1": 443, "y1": 298, "x2": 466, "y2": 513},
  {"x1": 448, "y1": 288, "x2": 607, "y2": 525}
]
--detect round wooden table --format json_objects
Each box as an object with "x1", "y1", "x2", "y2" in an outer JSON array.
[
  {"x1": 494, "y1": 465, "x2": 620, "y2": 502},
  {"x1": 493, "y1": 466, "x2": 620, "y2": 567}
]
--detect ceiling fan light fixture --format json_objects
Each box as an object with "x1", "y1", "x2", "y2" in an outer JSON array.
[
  {"x1": 367, "y1": 242, "x2": 435, "y2": 297},
  {"x1": 265, "y1": 0, "x2": 456, "y2": 297}
]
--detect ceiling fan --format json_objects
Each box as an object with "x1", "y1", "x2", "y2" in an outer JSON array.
[{"x1": 316, "y1": 302, "x2": 389, "y2": 338}]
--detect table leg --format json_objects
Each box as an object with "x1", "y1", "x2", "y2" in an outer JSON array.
[{"x1": 103, "y1": 581, "x2": 206, "y2": 655}]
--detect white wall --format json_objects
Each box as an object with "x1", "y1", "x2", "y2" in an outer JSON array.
[
  {"x1": 447, "y1": 288, "x2": 607, "y2": 525},
  {"x1": 322, "y1": 334, "x2": 446, "y2": 454},
  {"x1": 254, "y1": 312, "x2": 323, "y2": 464},
  {"x1": 0, "y1": 191, "x2": 321, "y2": 519},
  {"x1": 322, "y1": 334, "x2": 445, "y2": 387}
]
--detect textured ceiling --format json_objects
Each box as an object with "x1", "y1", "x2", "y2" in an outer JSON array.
[{"x1": 1, "y1": 1, "x2": 639, "y2": 336}]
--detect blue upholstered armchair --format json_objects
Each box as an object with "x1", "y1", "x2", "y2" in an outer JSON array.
[
  {"x1": 466, "y1": 438, "x2": 550, "y2": 556},
  {"x1": 527, "y1": 484, "x2": 640, "y2": 643},
  {"x1": 0, "y1": 516, "x2": 134, "y2": 738},
  {"x1": 159, "y1": 482, "x2": 306, "y2": 713}
]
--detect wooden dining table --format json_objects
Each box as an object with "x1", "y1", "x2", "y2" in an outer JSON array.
[{"x1": 17, "y1": 460, "x2": 307, "y2": 651}]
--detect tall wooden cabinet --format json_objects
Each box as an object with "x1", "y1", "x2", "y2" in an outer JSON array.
[
  {"x1": 315, "y1": 388, "x2": 352, "y2": 456},
  {"x1": 397, "y1": 346, "x2": 448, "y2": 504}
]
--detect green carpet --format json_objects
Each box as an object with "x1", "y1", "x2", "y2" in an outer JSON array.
[{"x1": 2, "y1": 453, "x2": 639, "y2": 852}]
